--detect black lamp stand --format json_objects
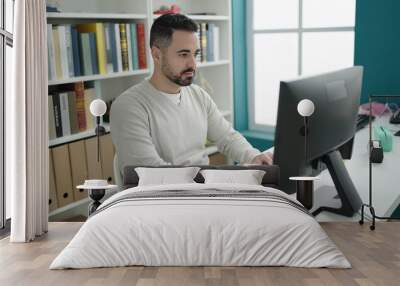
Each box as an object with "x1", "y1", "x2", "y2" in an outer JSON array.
[
  {"x1": 95, "y1": 116, "x2": 106, "y2": 162},
  {"x1": 359, "y1": 95, "x2": 400, "y2": 230}
]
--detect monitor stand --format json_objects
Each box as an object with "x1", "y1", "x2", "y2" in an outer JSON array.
[{"x1": 312, "y1": 150, "x2": 363, "y2": 217}]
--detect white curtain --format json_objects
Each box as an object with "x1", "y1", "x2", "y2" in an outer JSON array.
[{"x1": 7, "y1": 0, "x2": 48, "y2": 242}]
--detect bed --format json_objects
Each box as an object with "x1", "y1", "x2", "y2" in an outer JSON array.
[{"x1": 50, "y1": 165, "x2": 350, "y2": 269}]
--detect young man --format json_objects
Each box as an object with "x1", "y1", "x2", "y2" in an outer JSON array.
[{"x1": 110, "y1": 14, "x2": 272, "y2": 174}]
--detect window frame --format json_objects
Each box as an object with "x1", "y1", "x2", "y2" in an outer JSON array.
[
  {"x1": 246, "y1": 0, "x2": 355, "y2": 132},
  {"x1": 0, "y1": 0, "x2": 13, "y2": 231}
]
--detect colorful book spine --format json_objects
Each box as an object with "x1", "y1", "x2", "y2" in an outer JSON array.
[
  {"x1": 206, "y1": 23, "x2": 214, "y2": 62},
  {"x1": 57, "y1": 25, "x2": 69, "y2": 78},
  {"x1": 47, "y1": 24, "x2": 56, "y2": 80},
  {"x1": 89, "y1": 32, "x2": 99, "y2": 74},
  {"x1": 52, "y1": 27, "x2": 63, "y2": 79},
  {"x1": 77, "y1": 23, "x2": 108, "y2": 75},
  {"x1": 71, "y1": 26, "x2": 82, "y2": 77},
  {"x1": 95, "y1": 23, "x2": 107, "y2": 75},
  {"x1": 64, "y1": 24, "x2": 75, "y2": 77},
  {"x1": 196, "y1": 23, "x2": 202, "y2": 62},
  {"x1": 119, "y1": 23, "x2": 129, "y2": 71},
  {"x1": 67, "y1": 91, "x2": 79, "y2": 134},
  {"x1": 213, "y1": 25, "x2": 220, "y2": 61},
  {"x1": 104, "y1": 23, "x2": 114, "y2": 73},
  {"x1": 108, "y1": 23, "x2": 118, "y2": 72},
  {"x1": 130, "y1": 23, "x2": 139, "y2": 70},
  {"x1": 136, "y1": 23, "x2": 147, "y2": 69},
  {"x1": 114, "y1": 24, "x2": 122, "y2": 72},
  {"x1": 59, "y1": 92, "x2": 71, "y2": 136},
  {"x1": 79, "y1": 33, "x2": 93, "y2": 75},
  {"x1": 74, "y1": 82, "x2": 87, "y2": 131},
  {"x1": 126, "y1": 24, "x2": 133, "y2": 71},
  {"x1": 200, "y1": 23, "x2": 207, "y2": 62},
  {"x1": 51, "y1": 93, "x2": 63, "y2": 137},
  {"x1": 48, "y1": 95, "x2": 57, "y2": 139},
  {"x1": 84, "y1": 88, "x2": 96, "y2": 129}
]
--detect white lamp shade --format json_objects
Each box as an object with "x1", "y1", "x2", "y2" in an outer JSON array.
[
  {"x1": 90, "y1": 99, "x2": 107, "y2": 117},
  {"x1": 297, "y1": 99, "x2": 315, "y2": 117}
]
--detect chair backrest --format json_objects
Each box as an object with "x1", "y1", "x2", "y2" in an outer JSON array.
[{"x1": 113, "y1": 154, "x2": 123, "y2": 186}]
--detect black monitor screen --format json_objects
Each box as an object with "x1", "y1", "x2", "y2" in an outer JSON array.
[{"x1": 274, "y1": 66, "x2": 363, "y2": 195}]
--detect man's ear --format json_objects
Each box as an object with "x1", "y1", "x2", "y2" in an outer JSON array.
[{"x1": 151, "y1": 46, "x2": 162, "y2": 64}]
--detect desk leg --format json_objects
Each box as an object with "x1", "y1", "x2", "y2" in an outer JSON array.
[{"x1": 296, "y1": 181, "x2": 314, "y2": 210}]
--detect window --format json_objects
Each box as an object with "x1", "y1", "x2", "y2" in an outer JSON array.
[
  {"x1": 247, "y1": 0, "x2": 356, "y2": 130},
  {"x1": 1, "y1": 0, "x2": 14, "y2": 230}
]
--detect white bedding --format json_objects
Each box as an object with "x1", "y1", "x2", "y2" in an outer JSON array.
[{"x1": 50, "y1": 183, "x2": 350, "y2": 269}]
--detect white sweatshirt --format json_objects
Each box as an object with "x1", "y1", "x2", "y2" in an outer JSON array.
[{"x1": 110, "y1": 79, "x2": 261, "y2": 174}]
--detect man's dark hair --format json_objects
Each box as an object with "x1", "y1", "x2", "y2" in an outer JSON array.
[{"x1": 150, "y1": 13, "x2": 198, "y2": 49}]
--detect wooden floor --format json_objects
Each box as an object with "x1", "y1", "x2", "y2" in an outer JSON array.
[{"x1": 0, "y1": 222, "x2": 399, "y2": 286}]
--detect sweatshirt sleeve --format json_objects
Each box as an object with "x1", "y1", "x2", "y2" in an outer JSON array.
[
  {"x1": 200, "y1": 87, "x2": 261, "y2": 164},
  {"x1": 110, "y1": 94, "x2": 170, "y2": 174}
]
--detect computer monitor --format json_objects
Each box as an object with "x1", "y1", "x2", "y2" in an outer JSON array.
[{"x1": 273, "y1": 66, "x2": 364, "y2": 217}]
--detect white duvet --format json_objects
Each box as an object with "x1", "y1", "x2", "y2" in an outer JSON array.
[{"x1": 50, "y1": 183, "x2": 350, "y2": 269}]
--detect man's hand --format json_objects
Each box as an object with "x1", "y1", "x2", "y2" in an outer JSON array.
[{"x1": 250, "y1": 152, "x2": 273, "y2": 165}]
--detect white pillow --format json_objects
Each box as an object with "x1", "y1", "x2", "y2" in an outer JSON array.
[
  {"x1": 135, "y1": 167, "x2": 200, "y2": 186},
  {"x1": 200, "y1": 169, "x2": 266, "y2": 185}
]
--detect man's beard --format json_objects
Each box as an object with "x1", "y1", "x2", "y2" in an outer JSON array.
[{"x1": 162, "y1": 61, "x2": 195, "y2": 86}]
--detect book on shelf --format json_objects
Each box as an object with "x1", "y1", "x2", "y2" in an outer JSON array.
[
  {"x1": 130, "y1": 23, "x2": 139, "y2": 70},
  {"x1": 47, "y1": 22, "x2": 148, "y2": 81},
  {"x1": 83, "y1": 88, "x2": 96, "y2": 130},
  {"x1": 64, "y1": 24, "x2": 75, "y2": 78},
  {"x1": 48, "y1": 82, "x2": 101, "y2": 140},
  {"x1": 57, "y1": 25, "x2": 70, "y2": 78},
  {"x1": 48, "y1": 95, "x2": 57, "y2": 140},
  {"x1": 196, "y1": 22, "x2": 220, "y2": 63},
  {"x1": 59, "y1": 92, "x2": 71, "y2": 136},
  {"x1": 51, "y1": 93, "x2": 63, "y2": 138},
  {"x1": 79, "y1": 33, "x2": 93, "y2": 75},
  {"x1": 136, "y1": 23, "x2": 147, "y2": 69},
  {"x1": 71, "y1": 26, "x2": 82, "y2": 76},
  {"x1": 67, "y1": 91, "x2": 79, "y2": 134},
  {"x1": 77, "y1": 23, "x2": 108, "y2": 75},
  {"x1": 200, "y1": 23, "x2": 207, "y2": 62},
  {"x1": 114, "y1": 23, "x2": 123, "y2": 72},
  {"x1": 88, "y1": 33, "x2": 99, "y2": 75},
  {"x1": 103, "y1": 23, "x2": 114, "y2": 73},
  {"x1": 119, "y1": 23, "x2": 129, "y2": 71},
  {"x1": 107, "y1": 23, "x2": 118, "y2": 73},
  {"x1": 74, "y1": 82, "x2": 87, "y2": 132},
  {"x1": 52, "y1": 26, "x2": 63, "y2": 79},
  {"x1": 126, "y1": 24, "x2": 134, "y2": 71},
  {"x1": 47, "y1": 24, "x2": 56, "y2": 80}
]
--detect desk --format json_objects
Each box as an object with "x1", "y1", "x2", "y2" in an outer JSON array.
[{"x1": 266, "y1": 114, "x2": 400, "y2": 221}]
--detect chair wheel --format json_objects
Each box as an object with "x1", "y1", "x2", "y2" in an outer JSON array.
[
  {"x1": 359, "y1": 220, "x2": 364, "y2": 225},
  {"x1": 370, "y1": 225, "x2": 375, "y2": 231}
]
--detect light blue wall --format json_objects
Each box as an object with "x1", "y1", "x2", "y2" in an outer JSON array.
[{"x1": 232, "y1": 0, "x2": 400, "y2": 150}]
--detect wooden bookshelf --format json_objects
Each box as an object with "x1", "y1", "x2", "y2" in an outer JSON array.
[
  {"x1": 197, "y1": 60, "x2": 230, "y2": 68},
  {"x1": 48, "y1": 69, "x2": 149, "y2": 86},
  {"x1": 49, "y1": 124, "x2": 110, "y2": 147},
  {"x1": 46, "y1": 0, "x2": 233, "y2": 219},
  {"x1": 47, "y1": 12, "x2": 147, "y2": 20},
  {"x1": 153, "y1": 14, "x2": 229, "y2": 21}
]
